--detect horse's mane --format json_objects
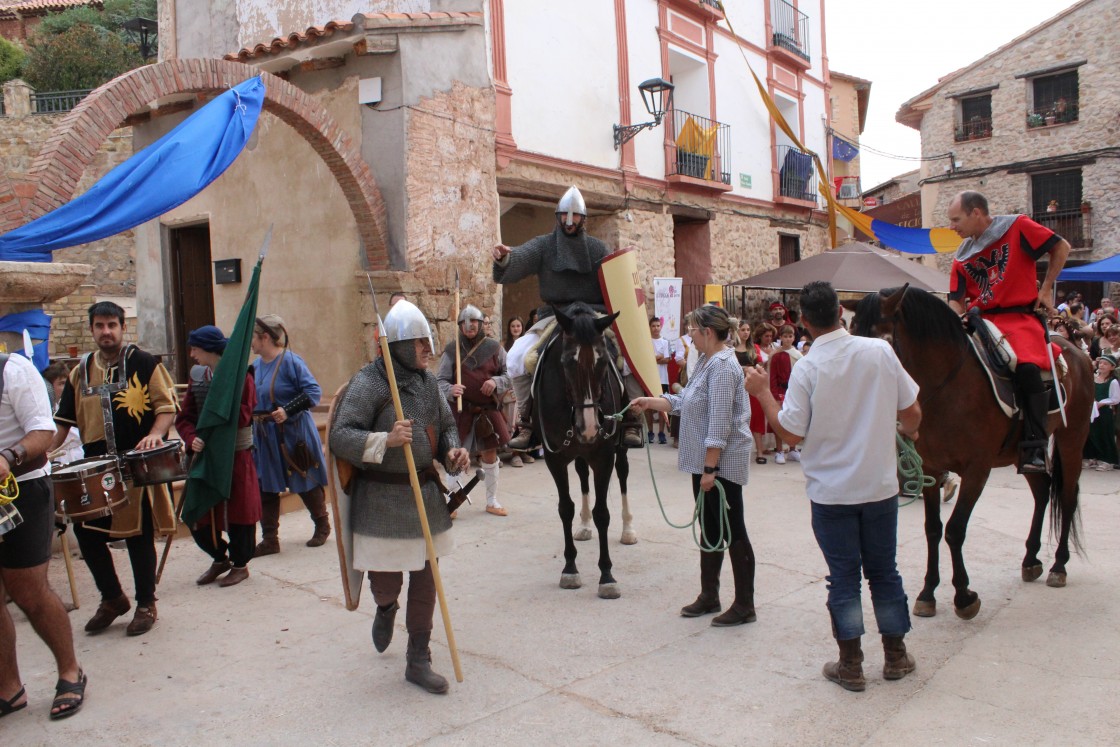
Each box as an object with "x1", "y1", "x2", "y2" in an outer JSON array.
[
  {"x1": 563, "y1": 302, "x2": 601, "y2": 346},
  {"x1": 854, "y1": 286, "x2": 967, "y2": 344}
]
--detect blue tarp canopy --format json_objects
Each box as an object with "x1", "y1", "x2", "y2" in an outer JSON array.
[
  {"x1": 0, "y1": 76, "x2": 264, "y2": 262},
  {"x1": 1058, "y1": 254, "x2": 1120, "y2": 281}
]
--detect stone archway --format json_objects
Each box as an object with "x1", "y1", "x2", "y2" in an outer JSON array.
[{"x1": 3, "y1": 58, "x2": 389, "y2": 269}]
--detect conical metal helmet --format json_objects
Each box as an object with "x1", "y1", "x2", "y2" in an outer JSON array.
[
  {"x1": 382, "y1": 300, "x2": 432, "y2": 347},
  {"x1": 556, "y1": 186, "x2": 586, "y2": 227},
  {"x1": 458, "y1": 304, "x2": 484, "y2": 324}
]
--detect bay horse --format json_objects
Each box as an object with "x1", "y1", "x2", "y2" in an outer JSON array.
[
  {"x1": 851, "y1": 286, "x2": 1093, "y2": 619},
  {"x1": 574, "y1": 448, "x2": 634, "y2": 545},
  {"x1": 535, "y1": 302, "x2": 625, "y2": 598}
]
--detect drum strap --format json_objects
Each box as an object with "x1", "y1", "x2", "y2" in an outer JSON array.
[{"x1": 81, "y1": 345, "x2": 133, "y2": 457}]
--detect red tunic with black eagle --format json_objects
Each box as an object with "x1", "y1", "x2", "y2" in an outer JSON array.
[{"x1": 948, "y1": 214, "x2": 1061, "y2": 370}]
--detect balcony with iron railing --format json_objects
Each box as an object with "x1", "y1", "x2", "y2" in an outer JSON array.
[
  {"x1": 955, "y1": 116, "x2": 993, "y2": 142},
  {"x1": 667, "y1": 109, "x2": 732, "y2": 190},
  {"x1": 1031, "y1": 207, "x2": 1091, "y2": 249},
  {"x1": 834, "y1": 175, "x2": 862, "y2": 207},
  {"x1": 31, "y1": 89, "x2": 92, "y2": 114},
  {"x1": 776, "y1": 144, "x2": 817, "y2": 205},
  {"x1": 769, "y1": 0, "x2": 810, "y2": 68},
  {"x1": 1026, "y1": 100, "x2": 1079, "y2": 129}
]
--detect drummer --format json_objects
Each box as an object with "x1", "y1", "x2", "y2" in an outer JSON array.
[
  {"x1": 50, "y1": 302, "x2": 178, "y2": 637},
  {"x1": 175, "y1": 326, "x2": 262, "y2": 587},
  {"x1": 1, "y1": 350, "x2": 87, "y2": 719}
]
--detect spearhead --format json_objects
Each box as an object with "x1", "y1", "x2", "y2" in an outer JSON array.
[{"x1": 258, "y1": 224, "x2": 274, "y2": 261}]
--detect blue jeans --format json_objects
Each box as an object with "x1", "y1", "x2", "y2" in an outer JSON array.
[{"x1": 810, "y1": 497, "x2": 910, "y2": 641}]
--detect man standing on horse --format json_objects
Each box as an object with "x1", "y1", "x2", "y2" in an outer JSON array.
[
  {"x1": 745, "y1": 281, "x2": 921, "y2": 693},
  {"x1": 437, "y1": 304, "x2": 511, "y2": 516},
  {"x1": 491, "y1": 186, "x2": 644, "y2": 450},
  {"x1": 947, "y1": 190, "x2": 1072, "y2": 474}
]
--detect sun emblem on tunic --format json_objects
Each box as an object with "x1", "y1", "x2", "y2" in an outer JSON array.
[{"x1": 113, "y1": 373, "x2": 151, "y2": 422}]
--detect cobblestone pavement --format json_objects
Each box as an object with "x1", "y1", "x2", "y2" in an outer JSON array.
[{"x1": 5, "y1": 445, "x2": 1119, "y2": 745}]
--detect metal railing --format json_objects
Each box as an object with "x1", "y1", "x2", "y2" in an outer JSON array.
[
  {"x1": 835, "y1": 175, "x2": 861, "y2": 201},
  {"x1": 698, "y1": 0, "x2": 723, "y2": 9},
  {"x1": 1026, "y1": 103, "x2": 1078, "y2": 128},
  {"x1": 31, "y1": 89, "x2": 92, "y2": 114},
  {"x1": 955, "y1": 116, "x2": 993, "y2": 141},
  {"x1": 1031, "y1": 208, "x2": 1091, "y2": 249},
  {"x1": 776, "y1": 144, "x2": 817, "y2": 202},
  {"x1": 668, "y1": 109, "x2": 731, "y2": 185},
  {"x1": 771, "y1": 0, "x2": 810, "y2": 62}
]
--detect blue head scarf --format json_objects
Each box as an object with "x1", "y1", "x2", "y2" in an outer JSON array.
[{"x1": 187, "y1": 325, "x2": 228, "y2": 353}]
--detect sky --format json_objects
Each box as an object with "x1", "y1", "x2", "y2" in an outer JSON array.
[{"x1": 823, "y1": 0, "x2": 1076, "y2": 189}]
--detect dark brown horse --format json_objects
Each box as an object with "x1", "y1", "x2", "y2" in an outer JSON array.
[{"x1": 851, "y1": 286, "x2": 1093, "y2": 619}]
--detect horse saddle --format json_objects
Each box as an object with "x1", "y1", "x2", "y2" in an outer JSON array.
[{"x1": 965, "y1": 316, "x2": 1066, "y2": 419}]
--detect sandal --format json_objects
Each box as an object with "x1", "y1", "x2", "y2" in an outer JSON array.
[
  {"x1": 0, "y1": 685, "x2": 27, "y2": 719},
  {"x1": 49, "y1": 670, "x2": 87, "y2": 721},
  {"x1": 755, "y1": 456, "x2": 767, "y2": 465}
]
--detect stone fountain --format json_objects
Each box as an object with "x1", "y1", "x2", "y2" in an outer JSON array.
[{"x1": 0, "y1": 260, "x2": 92, "y2": 354}]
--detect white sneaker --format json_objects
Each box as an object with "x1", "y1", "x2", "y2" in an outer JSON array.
[
  {"x1": 786, "y1": 449, "x2": 800, "y2": 463},
  {"x1": 510, "y1": 455, "x2": 524, "y2": 467},
  {"x1": 775, "y1": 451, "x2": 786, "y2": 465},
  {"x1": 1094, "y1": 462, "x2": 1114, "y2": 471}
]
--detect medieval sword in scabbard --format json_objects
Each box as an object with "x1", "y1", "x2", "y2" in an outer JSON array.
[
  {"x1": 1046, "y1": 330, "x2": 1068, "y2": 428},
  {"x1": 454, "y1": 267, "x2": 463, "y2": 413},
  {"x1": 369, "y1": 275, "x2": 464, "y2": 683}
]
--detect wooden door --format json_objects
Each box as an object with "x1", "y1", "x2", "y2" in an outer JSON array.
[{"x1": 169, "y1": 224, "x2": 214, "y2": 382}]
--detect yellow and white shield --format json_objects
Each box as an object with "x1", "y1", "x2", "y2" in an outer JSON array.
[{"x1": 598, "y1": 247, "x2": 660, "y2": 397}]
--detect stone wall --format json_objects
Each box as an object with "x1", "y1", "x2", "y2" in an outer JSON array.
[{"x1": 0, "y1": 83, "x2": 135, "y2": 357}]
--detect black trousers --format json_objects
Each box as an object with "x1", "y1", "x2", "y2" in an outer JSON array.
[
  {"x1": 691, "y1": 474, "x2": 750, "y2": 546},
  {"x1": 74, "y1": 497, "x2": 157, "y2": 605},
  {"x1": 191, "y1": 523, "x2": 257, "y2": 568}
]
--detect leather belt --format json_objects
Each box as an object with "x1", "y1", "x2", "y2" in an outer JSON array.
[
  {"x1": 364, "y1": 466, "x2": 440, "y2": 487},
  {"x1": 234, "y1": 427, "x2": 253, "y2": 451}
]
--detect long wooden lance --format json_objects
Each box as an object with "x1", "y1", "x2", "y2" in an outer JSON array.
[
  {"x1": 454, "y1": 267, "x2": 462, "y2": 413},
  {"x1": 368, "y1": 276, "x2": 464, "y2": 682}
]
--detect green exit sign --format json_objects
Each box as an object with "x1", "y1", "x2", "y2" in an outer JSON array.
[{"x1": 739, "y1": 173, "x2": 752, "y2": 189}]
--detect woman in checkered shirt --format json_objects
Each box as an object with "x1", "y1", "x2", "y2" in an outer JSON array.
[{"x1": 631, "y1": 304, "x2": 757, "y2": 627}]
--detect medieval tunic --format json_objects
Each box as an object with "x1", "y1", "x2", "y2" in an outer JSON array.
[
  {"x1": 1085, "y1": 377, "x2": 1120, "y2": 465},
  {"x1": 436, "y1": 334, "x2": 511, "y2": 453},
  {"x1": 251, "y1": 350, "x2": 328, "y2": 493},
  {"x1": 949, "y1": 214, "x2": 1062, "y2": 370},
  {"x1": 329, "y1": 359, "x2": 459, "y2": 572},
  {"x1": 54, "y1": 345, "x2": 177, "y2": 537},
  {"x1": 175, "y1": 367, "x2": 262, "y2": 527},
  {"x1": 492, "y1": 226, "x2": 610, "y2": 318}
]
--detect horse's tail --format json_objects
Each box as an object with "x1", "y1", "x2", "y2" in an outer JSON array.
[{"x1": 1047, "y1": 444, "x2": 1085, "y2": 557}]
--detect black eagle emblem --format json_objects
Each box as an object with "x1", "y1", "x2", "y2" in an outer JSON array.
[{"x1": 963, "y1": 243, "x2": 1010, "y2": 306}]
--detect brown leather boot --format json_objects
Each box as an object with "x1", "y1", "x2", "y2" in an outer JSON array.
[
  {"x1": 823, "y1": 637, "x2": 866, "y2": 692},
  {"x1": 372, "y1": 601, "x2": 399, "y2": 653},
  {"x1": 126, "y1": 602, "x2": 158, "y2": 637},
  {"x1": 196, "y1": 559, "x2": 231, "y2": 586},
  {"x1": 882, "y1": 635, "x2": 916, "y2": 680},
  {"x1": 302, "y1": 488, "x2": 331, "y2": 547},
  {"x1": 84, "y1": 593, "x2": 130, "y2": 633},
  {"x1": 680, "y1": 550, "x2": 722, "y2": 617},
  {"x1": 254, "y1": 494, "x2": 281, "y2": 557},
  {"x1": 405, "y1": 632, "x2": 449, "y2": 694},
  {"x1": 711, "y1": 539, "x2": 757, "y2": 627}
]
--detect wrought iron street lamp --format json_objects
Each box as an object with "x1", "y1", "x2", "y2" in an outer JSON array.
[
  {"x1": 613, "y1": 77, "x2": 674, "y2": 149},
  {"x1": 123, "y1": 17, "x2": 159, "y2": 60}
]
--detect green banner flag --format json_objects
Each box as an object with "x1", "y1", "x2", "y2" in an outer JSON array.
[{"x1": 181, "y1": 257, "x2": 262, "y2": 526}]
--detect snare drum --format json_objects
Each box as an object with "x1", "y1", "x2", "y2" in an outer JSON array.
[
  {"x1": 0, "y1": 501, "x2": 22, "y2": 541},
  {"x1": 122, "y1": 440, "x2": 187, "y2": 486},
  {"x1": 52, "y1": 457, "x2": 128, "y2": 523}
]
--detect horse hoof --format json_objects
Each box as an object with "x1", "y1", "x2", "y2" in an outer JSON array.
[
  {"x1": 954, "y1": 597, "x2": 981, "y2": 620},
  {"x1": 1021, "y1": 564, "x2": 1044, "y2": 582},
  {"x1": 573, "y1": 528, "x2": 593, "y2": 542},
  {"x1": 1046, "y1": 571, "x2": 1067, "y2": 588},
  {"x1": 913, "y1": 599, "x2": 937, "y2": 618},
  {"x1": 559, "y1": 573, "x2": 582, "y2": 589},
  {"x1": 597, "y1": 583, "x2": 621, "y2": 599},
  {"x1": 620, "y1": 530, "x2": 638, "y2": 545}
]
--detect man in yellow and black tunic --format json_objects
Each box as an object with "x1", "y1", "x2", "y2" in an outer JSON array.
[{"x1": 51, "y1": 302, "x2": 178, "y2": 637}]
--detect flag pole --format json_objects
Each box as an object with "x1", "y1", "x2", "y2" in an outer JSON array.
[
  {"x1": 368, "y1": 276, "x2": 464, "y2": 682},
  {"x1": 454, "y1": 267, "x2": 462, "y2": 413}
]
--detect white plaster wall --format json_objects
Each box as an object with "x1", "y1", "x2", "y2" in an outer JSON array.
[
  {"x1": 233, "y1": 0, "x2": 430, "y2": 49},
  {"x1": 713, "y1": 35, "x2": 774, "y2": 201},
  {"x1": 504, "y1": 1, "x2": 620, "y2": 168},
  {"x1": 719, "y1": 0, "x2": 765, "y2": 44},
  {"x1": 801, "y1": 76, "x2": 829, "y2": 176},
  {"x1": 627, "y1": 0, "x2": 666, "y2": 178},
  {"x1": 804, "y1": 0, "x2": 825, "y2": 81}
]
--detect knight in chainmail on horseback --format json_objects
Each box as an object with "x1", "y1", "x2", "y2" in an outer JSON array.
[{"x1": 491, "y1": 186, "x2": 644, "y2": 450}]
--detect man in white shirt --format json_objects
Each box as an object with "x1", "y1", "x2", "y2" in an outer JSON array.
[
  {"x1": 648, "y1": 317, "x2": 671, "y2": 444},
  {"x1": 0, "y1": 352, "x2": 86, "y2": 719},
  {"x1": 746, "y1": 281, "x2": 921, "y2": 693}
]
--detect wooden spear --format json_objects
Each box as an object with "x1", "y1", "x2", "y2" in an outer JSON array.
[
  {"x1": 454, "y1": 267, "x2": 462, "y2": 413},
  {"x1": 369, "y1": 277, "x2": 464, "y2": 682}
]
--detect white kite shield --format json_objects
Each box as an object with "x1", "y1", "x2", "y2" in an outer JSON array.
[{"x1": 598, "y1": 247, "x2": 660, "y2": 397}]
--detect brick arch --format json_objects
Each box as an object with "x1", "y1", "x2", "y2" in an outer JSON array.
[{"x1": 12, "y1": 58, "x2": 389, "y2": 268}]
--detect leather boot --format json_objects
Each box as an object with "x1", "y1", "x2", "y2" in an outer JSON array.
[
  {"x1": 711, "y1": 539, "x2": 757, "y2": 627},
  {"x1": 507, "y1": 398, "x2": 535, "y2": 451},
  {"x1": 823, "y1": 637, "x2": 866, "y2": 692},
  {"x1": 882, "y1": 635, "x2": 916, "y2": 680},
  {"x1": 84, "y1": 593, "x2": 130, "y2": 633},
  {"x1": 1018, "y1": 390, "x2": 1051, "y2": 474},
  {"x1": 372, "y1": 601, "x2": 399, "y2": 653},
  {"x1": 301, "y1": 487, "x2": 331, "y2": 547},
  {"x1": 405, "y1": 633, "x2": 449, "y2": 694},
  {"x1": 681, "y1": 550, "x2": 723, "y2": 617},
  {"x1": 196, "y1": 559, "x2": 231, "y2": 586},
  {"x1": 126, "y1": 602, "x2": 158, "y2": 637},
  {"x1": 254, "y1": 495, "x2": 281, "y2": 557},
  {"x1": 621, "y1": 409, "x2": 645, "y2": 449}
]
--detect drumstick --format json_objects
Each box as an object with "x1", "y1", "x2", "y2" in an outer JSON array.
[{"x1": 59, "y1": 531, "x2": 80, "y2": 609}]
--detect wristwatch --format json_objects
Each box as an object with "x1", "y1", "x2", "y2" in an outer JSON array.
[
  {"x1": 1, "y1": 445, "x2": 25, "y2": 466},
  {"x1": 703, "y1": 465, "x2": 719, "y2": 474}
]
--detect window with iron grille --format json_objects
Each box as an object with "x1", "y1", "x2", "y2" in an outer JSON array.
[
  {"x1": 956, "y1": 95, "x2": 992, "y2": 141},
  {"x1": 1031, "y1": 70, "x2": 1078, "y2": 123},
  {"x1": 779, "y1": 234, "x2": 801, "y2": 266},
  {"x1": 1031, "y1": 169, "x2": 1088, "y2": 248}
]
